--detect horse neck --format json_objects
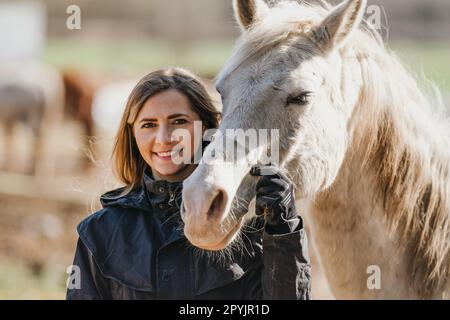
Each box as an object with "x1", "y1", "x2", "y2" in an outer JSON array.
[{"x1": 326, "y1": 47, "x2": 450, "y2": 297}]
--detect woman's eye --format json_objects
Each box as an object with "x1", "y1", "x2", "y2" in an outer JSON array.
[
  {"x1": 287, "y1": 92, "x2": 313, "y2": 106},
  {"x1": 173, "y1": 119, "x2": 188, "y2": 125},
  {"x1": 142, "y1": 123, "x2": 157, "y2": 129}
]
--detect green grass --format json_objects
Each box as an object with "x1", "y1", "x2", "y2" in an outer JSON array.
[
  {"x1": 393, "y1": 42, "x2": 450, "y2": 92},
  {"x1": 44, "y1": 39, "x2": 450, "y2": 92},
  {"x1": 0, "y1": 263, "x2": 67, "y2": 300},
  {"x1": 43, "y1": 38, "x2": 235, "y2": 78}
]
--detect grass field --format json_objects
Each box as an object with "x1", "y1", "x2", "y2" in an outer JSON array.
[
  {"x1": 392, "y1": 42, "x2": 450, "y2": 92},
  {"x1": 43, "y1": 38, "x2": 235, "y2": 78},
  {"x1": 0, "y1": 263, "x2": 66, "y2": 300},
  {"x1": 44, "y1": 38, "x2": 450, "y2": 92}
]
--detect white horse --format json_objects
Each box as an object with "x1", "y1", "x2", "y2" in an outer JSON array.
[{"x1": 181, "y1": 0, "x2": 450, "y2": 299}]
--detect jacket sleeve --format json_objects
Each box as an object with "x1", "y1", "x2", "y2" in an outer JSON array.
[
  {"x1": 66, "y1": 238, "x2": 110, "y2": 300},
  {"x1": 261, "y1": 218, "x2": 312, "y2": 300}
]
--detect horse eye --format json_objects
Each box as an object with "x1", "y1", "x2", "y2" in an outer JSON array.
[{"x1": 287, "y1": 92, "x2": 312, "y2": 106}]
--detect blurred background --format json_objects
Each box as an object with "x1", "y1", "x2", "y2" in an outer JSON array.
[{"x1": 0, "y1": 0, "x2": 449, "y2": 299}]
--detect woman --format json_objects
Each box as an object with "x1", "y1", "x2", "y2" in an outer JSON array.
[{"x1": 66, "y1": 67, "x2": 311, "y2": 300}]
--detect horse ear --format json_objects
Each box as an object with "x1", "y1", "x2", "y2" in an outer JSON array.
[
  {"x1": 233, "y1": 0, "x2": 269, "y2": 31},
  {"x1": 313, "y1": 0, "x2": 366, "y2": 50}
]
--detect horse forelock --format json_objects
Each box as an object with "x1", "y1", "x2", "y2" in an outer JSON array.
[{"x1": 217, "y1": 1, "x2": 329, "y2": 86}]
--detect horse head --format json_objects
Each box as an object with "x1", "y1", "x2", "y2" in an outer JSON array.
[{"x1": 182, "y1": 0, "x2": 367, "y2": 251}]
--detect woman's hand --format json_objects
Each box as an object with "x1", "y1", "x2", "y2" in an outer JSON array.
[{"x1": 250, "y1": 166, "x2": 302, "y2": 234}]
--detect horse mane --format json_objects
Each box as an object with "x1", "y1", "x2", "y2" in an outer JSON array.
[
  {"x1": 222, "y1": 0, "x2": 450, "y2": 297},
  {"x1": 350, "y1": 26, "x2": 450, "y2": 298}
]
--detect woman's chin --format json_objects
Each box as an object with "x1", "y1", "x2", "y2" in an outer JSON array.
[
  {"x1": 151, "y1": 157, "x2": 182, "y2": 174},
  {"x1": 154, "y1": 167, "x2": 182, "y2": 177}
]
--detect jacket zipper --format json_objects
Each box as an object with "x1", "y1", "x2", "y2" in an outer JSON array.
[{"x1": 168, "y1": 192, "x2": 175, "y2": 206}]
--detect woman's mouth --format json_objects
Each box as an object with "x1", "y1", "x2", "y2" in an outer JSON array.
[{"x1": 153, "y1": 149, "x2": 183, "y2": 161}]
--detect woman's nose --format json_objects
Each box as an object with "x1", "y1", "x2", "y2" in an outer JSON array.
[{"x1": 155, "y1": 125, "x2": 173, "y2": 145}]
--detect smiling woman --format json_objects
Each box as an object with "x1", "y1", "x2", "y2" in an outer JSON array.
[
  {"x1": 113, "y1": 68, "x2": 220, "y2": 193},
  {"x1": 133, "y1": 89, "x2": 203, "y2": 180},
  {"x1": 66, "y1": 66, "x2": 311, "y2": 300}
]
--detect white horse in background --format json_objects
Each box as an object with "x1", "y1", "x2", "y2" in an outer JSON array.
[{"x1": 181, "y1": 0, "x2": 450, "y2": 299}]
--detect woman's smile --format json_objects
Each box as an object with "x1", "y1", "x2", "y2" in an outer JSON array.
[
  {"x1": 153, "y1": 148, "x2": 184, "y2": 161},
  {"x1": 132, "y1": 88, "x2": 203, "y2": 178}
]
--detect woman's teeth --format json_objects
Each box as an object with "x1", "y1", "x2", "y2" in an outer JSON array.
[
  {"x1": 157, "y1": 151, "x2": 173, "y2": 157},
  {"x1": 156, "y1": 149, "x2": 182, "y2": 158}
]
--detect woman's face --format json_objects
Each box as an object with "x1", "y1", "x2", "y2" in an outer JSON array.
[{"x1": 133, "y1": 89, "x2": 203, "y2": 179}]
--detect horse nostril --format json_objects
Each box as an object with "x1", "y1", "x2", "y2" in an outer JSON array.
[{"x1": 208, "y1": 190, "x2": 226, "y2": 220}]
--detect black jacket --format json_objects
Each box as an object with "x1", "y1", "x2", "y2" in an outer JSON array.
[{"x1": 66, "y1": 171, "x2": 311, "y2": 300}]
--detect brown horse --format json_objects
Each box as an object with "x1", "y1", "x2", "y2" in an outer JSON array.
[{"x1": 62, "y1": 69, "x2": 102, "y2": 167}]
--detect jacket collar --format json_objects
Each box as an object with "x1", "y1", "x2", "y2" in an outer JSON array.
[
  {"x1": 99, "y1": 168, "x2": 183, "y2": 213},
  {"x1": 100, "y1": 186, "x2": 151, "y2": 212},
  {"x1": 143, "y1": 168, "x2": 183, "y2": 198}
]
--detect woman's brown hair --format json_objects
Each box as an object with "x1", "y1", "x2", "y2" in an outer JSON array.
[{"x1": 112, "y1": 67, "x2": 220, "y2": 194}]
